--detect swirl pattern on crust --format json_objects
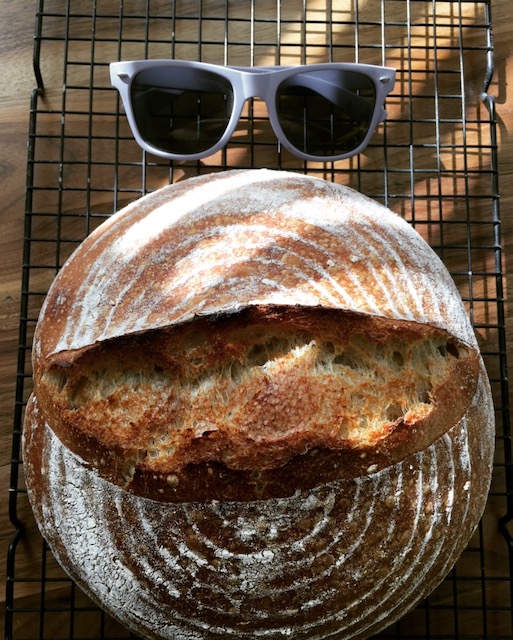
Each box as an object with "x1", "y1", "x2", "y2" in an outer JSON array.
[
  {"x1": 23, "y1": 368, "x2": 494, "y2": 640},
  {"x1": 33, "y1": 169, "x2": 477, "y2": 369},
  {"x1": 24, "y1": 170, "x2": 495, "y2": 639}
]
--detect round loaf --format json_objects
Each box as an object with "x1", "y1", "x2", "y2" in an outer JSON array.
[{"x1": 23, "y1": 169, "x2": 495, "y2": 640}]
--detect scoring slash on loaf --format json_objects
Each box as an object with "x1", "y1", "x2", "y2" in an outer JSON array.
[{"x1": 23, "y1": 169, "x2": 495, "y2": 640}]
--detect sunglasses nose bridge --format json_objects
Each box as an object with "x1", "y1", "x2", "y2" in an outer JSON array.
[{"x1": 240, "y1": 70, "x2": 274, "y2": 104}]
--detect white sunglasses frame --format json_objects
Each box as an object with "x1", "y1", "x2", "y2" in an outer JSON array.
[{"x1": 110, "y1": 59, "x2": 396, "y2": 162}]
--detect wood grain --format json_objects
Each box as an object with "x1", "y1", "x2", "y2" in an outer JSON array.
[
  {"x1": 1, "y1": 0, "x2": 512, "y2": 637},
  {"x1": 0, "y1": 1, "x2": 35, "y2": 617}
]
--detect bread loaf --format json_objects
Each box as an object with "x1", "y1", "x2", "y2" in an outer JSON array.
[{"x1": 24, "y1": 169, "x2": 495, "y2": 639}]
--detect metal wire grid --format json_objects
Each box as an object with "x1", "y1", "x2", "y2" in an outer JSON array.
[{"x1": 5, "y1": 0, "x2": 512, "y2": 638}]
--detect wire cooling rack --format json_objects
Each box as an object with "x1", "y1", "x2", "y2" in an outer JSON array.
[{"x1": 6, "y1": 0, "x2": 512, "y2": 638}]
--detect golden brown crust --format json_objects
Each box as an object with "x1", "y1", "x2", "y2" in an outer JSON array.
[
  {"x1": 23, "y1": 170, "x2": 495, "y2": 639},
  {"x1": 32, "y1": 169, "x2": 478, "y2": 379},
  {"x1": 30, "y1": 170, "x2": 485, "y2": 503}
]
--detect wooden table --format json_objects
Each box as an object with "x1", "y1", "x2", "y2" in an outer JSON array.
[{"x1": 1, "y1": 0, "x2": 512, "y2": 637}]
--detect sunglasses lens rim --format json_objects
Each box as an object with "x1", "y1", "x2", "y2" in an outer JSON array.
[
  {"x1": 274, "y1": 68, "x2": 380, "y2": 160},
  {"x1": 112, "y1": 61, "x2": 394, "y2": 161},
  {"x1": 129, "y1": 65, "x2": 236, "y2": 158}
]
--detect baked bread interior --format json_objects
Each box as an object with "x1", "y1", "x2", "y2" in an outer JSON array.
[{"x1": 37, "y1": 305, "x2": 478, "y2": 501}]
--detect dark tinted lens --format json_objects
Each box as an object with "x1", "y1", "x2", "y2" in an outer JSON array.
[
  {"x1": 131, "y1": 67, "x2": 233, "y2": 155},
  {"x1": 276, "y1": 70, "x2": 376, "y2": 157}
]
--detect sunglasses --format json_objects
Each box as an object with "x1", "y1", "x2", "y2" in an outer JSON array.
[{"x1": 110, "y1": 60, "x2": 396, "y2": 162}]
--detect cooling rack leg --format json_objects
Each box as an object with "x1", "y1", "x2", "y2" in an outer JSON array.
[{"x1": 33, "y1": 0, "x2": 45, "y2": 92}]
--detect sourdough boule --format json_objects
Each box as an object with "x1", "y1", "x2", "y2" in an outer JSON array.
[{"x1": 24, "y1": 169, "x2": 495, "y2": 640}]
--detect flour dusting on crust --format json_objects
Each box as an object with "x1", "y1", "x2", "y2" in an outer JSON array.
[
  {"x1": 24, "y1": 372, "x2": 494, "y2": 640},
  {"x1": 33, "y1": 170, "x2": 477, "y2": 365},
  {"x1": 24, "y1": 170, "x2": 495, "y2": 640}
]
